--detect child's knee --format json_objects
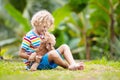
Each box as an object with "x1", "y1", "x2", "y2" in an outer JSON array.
[
  {"x1": 48, "y1": 50, "x2": 59, "y2": 58},
  {"x1": 61, "y1": 44, "x2": 69, "y2": 49}
]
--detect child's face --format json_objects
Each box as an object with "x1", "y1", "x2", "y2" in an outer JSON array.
[{"x1": 36, "y1": 25, "x2": 49, "y2": 35}]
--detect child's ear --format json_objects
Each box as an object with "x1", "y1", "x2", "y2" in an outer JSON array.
[{"x1": 34, "y1": 20, "x2": 39, "y2": 27}]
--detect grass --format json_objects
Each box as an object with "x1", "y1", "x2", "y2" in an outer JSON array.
[{"x1": 0, "y1": 58, "x2": 120, "y2": 80}]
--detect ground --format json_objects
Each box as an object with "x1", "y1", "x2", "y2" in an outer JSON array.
[{"x1": 0, "y1": 58, "x2": 120, "y2": 80}]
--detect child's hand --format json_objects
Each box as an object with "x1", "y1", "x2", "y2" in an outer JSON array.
[
  {"x1": 28, "y1": 53, "x2": 36, "y2": 61},
  {"x1": 28, "y1": 55, "x2": 35, "y2": 61},
  {"x1": 35, "y1": 55, "x2": 42, "y2": 63}
]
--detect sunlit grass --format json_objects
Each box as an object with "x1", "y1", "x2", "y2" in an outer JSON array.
[{"x1": 0, "y1": 59, "x2": 120, "y2": 80}]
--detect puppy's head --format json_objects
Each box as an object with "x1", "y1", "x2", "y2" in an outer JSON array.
[{"x1": 45, "y1": 33, "x2": 56, "y2": 50}]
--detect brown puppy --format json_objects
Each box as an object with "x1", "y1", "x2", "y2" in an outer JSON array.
[{"x1": 29, "y1": 32, "x2": 56, "y2": 71}]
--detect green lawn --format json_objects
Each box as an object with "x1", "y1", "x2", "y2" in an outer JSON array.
[{"x1": 0, "y1": 59, "x2": 120, "y2": 80}]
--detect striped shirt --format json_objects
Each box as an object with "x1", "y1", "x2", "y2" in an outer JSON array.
[{"x1": 21, "y1": 30, "x2": 42, "y2": 54}]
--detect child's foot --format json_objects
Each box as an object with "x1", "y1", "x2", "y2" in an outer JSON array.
[
  {"x1": 30, "y1": 62, "x2": 39, "y2": 71},
  {"x1": 30, "y1": 67, "x2": 37, "y2": 71},
  {"x1": 68, "y1": 62, "x2": 84, "y2": 70},
  {"x1": 76, "y1": 62, "x2": 84, "y2": 70}
]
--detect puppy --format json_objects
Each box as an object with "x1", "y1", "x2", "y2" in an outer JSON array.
[{"x1": 29, "y1": 32, "x2": 56, "y2": 71}]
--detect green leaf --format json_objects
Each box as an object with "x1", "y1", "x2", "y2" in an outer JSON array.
[
  {"x1": 68, "y1": 0, "x2": 89, "y2": 13},
  {"x1": 56, "y1": 31, "x2": 65, "y2": 47},
  {"x1": 0, "y1": 38, "x2": 17, "y2": 47},
  {"x1": 70, "y1": 12, "x2": 83, "y2": 28},
  {"x1": 68, "y1": 38, "x2": 80, "y2": 49},
  {"x1": 53, "y1": 4, "x2": 71, "y2": 28},
  {"x1": 4, "y1": 3, "x2": 31, "y2": 32}
]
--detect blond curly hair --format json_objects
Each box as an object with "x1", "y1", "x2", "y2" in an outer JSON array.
[{"x1": 31, "y1": 10, "x2": 54, "y2": 29}]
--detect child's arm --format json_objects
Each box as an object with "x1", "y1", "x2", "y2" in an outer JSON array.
[
  {"x1": 19, "y1": 48, "x2": 30, "y2": 59},
  {"x1": 19, "y1": 48, "x2": 36, "y2": 61}
]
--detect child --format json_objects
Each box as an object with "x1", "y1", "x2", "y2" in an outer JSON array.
[{"x1": 19, "y1": 10, "x2": 84, "y2": 70}]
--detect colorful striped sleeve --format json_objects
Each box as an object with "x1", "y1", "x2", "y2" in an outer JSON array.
[{"x1": 21, "y1": 36, "x2": 31, "y2": 50}]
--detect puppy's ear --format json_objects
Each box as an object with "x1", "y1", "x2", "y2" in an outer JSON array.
[
  {"x1": 51, "y1": 47, "x2": 54, "y2": 50},
  {"x1": 46, "y1": 43, "x2": 52, "y2": 50}
]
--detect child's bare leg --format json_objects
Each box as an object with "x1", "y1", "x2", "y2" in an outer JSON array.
[
  {"x1": 30, "y1": 56, "x2": 41, "y2": 71},
  {"x1": 48, "y1": 50, "x2": 69, "y2": 68},
  {"x1": 57, "y1": 44, "x2": 84, "y2": 70},
  {"x1": 57, "y1": 44, "x2": 76, "y2": 65},
  {"x1": 30, "y1": 62, "x2": 39, "y2": 71}
]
